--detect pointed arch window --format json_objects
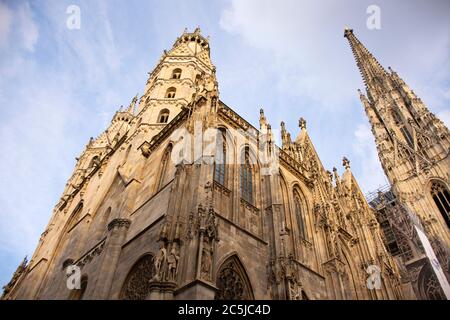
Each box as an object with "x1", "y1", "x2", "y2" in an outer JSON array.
[
  {"x1": 400, "y1": 126, "x2": 414, "y2": 147},
  {"x1": 293, "y1": 190, "x2": 307, "y2": 240},
  {"x1": 430, "y1": 181, "x2": 450, "y2": 228},
  {"x1": 165, "y1": 87, "x2": 176, "y2": 99},
  {"x1": 120, "y1": 254, "x2": 156, "y2": 300},
  {"x1": 214, "y1": 128, "x2": 227, "y2": 186},
  {"x1": 157, "y1": 109, "x2": 170, "y2": 123},
  {"x1": 171, "y1": 68, "x2": 182, "y2": 79},
  {"x1": 240, "y1": 147, "x2": 253, "y2": 204},
  {"x1": 215, "y1": 255, "x2": 254, "y2": 300},
  {"x1": 157, "y1": 144, "x2": 173, "y2": 191},
  {"x1": 68, "y1": 201, "x2": 83, "y2": 231}
]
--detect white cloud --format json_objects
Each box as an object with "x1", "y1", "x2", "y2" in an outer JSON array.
[
  {"x1": 0, "y1": 2, "x2": 13, "y2": 49},
  {"x1": 220, "y1": 0, "x2": 360, "y2": 107},
  {"x1": 16, "y1": 2, "x2": 39, "y2": 52},
  {"x1": 0, "y1": 2, "x2": 39, "y2": 52},
  {"x1": 219, "y1": 0, "x2": 450, "y2": 111},
  {"x1": 352, "y1": 123, "x2": 388, "y2": 192}
]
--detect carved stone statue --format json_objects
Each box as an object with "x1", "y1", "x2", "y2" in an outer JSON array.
[
  {"x1": 153, "y1": 242, "x2": 167, "y2": 281},
  {"x1": 200, "y1": 237, "x2": 212, "y2": 281},
  {"x1": 287, "y1": 277, "x2": 303, "y2": 300},
  {"x1": 167, "y1": 245, "x2": 180, "y2": 281}
]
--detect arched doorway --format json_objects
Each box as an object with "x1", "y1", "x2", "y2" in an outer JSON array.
[{"x1": 215, "y1": 255, "x2": 254, "y2": 300}]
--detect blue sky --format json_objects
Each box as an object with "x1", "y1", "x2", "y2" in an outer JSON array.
[{"x1": 0, "y1": 0, "x2": 449, "y2": 289}]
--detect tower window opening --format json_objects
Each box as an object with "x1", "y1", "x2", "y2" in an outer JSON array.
[
  {"x1": 165, "y1": 87, "x2": 176, "y2": 99},
  {"x1": 157, "y1": 109, "x2": 170, "y2": 123},
  {"x1": 172, "y1": 68, "x2": 182, "y2": 79}
]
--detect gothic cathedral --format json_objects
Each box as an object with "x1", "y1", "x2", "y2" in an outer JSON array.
[{"x1": 2, "y1": 28, "x2": 449, "y2": 300}]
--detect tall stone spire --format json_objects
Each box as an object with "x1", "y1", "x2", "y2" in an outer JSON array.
[
  {"x1": 344, "y1": 28, "x2": 389, "y2": 102},
  {"x1": 345, "y1": 28, "x2": 450, "y2": 260},
  {"x1": 345, "y1": 28, "x2": 450, "y2": 182}
]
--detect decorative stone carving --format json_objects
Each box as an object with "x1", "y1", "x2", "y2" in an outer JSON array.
[
  {"x1": 120, "y1": 254, "x2": 156, "y2": 300},
  {"x1": 140, "y1": 141, "x2": 151, "y2": 158},
  {"x1": 107, "y1": 218, "x2": 131, "y2": 231},
  {"x1": 287, "y1": 276, "x2": 304, "y2": 300},
  {"x1": 153, "y1": 242, "x2": 167, "y2": 281},
  {"x1": 167, "y1": 244, "x2": 180, "y2": 281},
  {"x1": 198, "y1": 204, "x2": 218, "y2": 282},
  {"x1": 215, "y1": 256, "x2": 253, "y2": 300}
]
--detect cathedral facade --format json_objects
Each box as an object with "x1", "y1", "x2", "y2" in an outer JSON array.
[{"x1": 2, "y1": 28, "x2": 447, "y2": 300}]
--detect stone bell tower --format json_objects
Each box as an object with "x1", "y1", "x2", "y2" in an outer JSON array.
[{"x1": 137, "y1": 27, "x2": 216, "y2": 127}]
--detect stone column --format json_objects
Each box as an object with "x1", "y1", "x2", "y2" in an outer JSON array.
[
  {"x1": 91, "y1": 218, "x2": 131, "y2": 299},
  {"x1": 147, "y1": 281, "x2": 177, "y2": 300}
]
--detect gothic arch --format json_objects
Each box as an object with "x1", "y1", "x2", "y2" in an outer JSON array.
[
  {"x1": 427, "y1": 179, "x2": 450, "y2": 228},
  {"x1": 215, "y1": 254, "x2": 254, "y2": 300},
  {"x1": 165, "y1": 87, "x2": 176, "y2": 99},
  {"x1": 292, "y1": 184, "x2": 310, "y2": 240},
  {"x1": 156, "y1": 143, "x2": 174, "y2": 192},
  {"x1": 67, "y1": 201, "x2": 84, "y2": 232},
  {"x1": 417, "y1": 264, "x2": 446, "y2": 300},
  {"x1": 278, "y1": 172, "x2": 291, "y2": 231},
  {"x1": 340, "y1": 239, "x2": 361, "y2": 300},
  {"x1": 171, "y1": 68, "x2": 182, "y2": 79},
  {"x1": 237, "y1": 144, "x2": 261, "y2": 207},
  {"x1": 214, "y1": 127, "x2": 233, "y2": 187},
  {"x1": 120, "y1": 253, "x2": 156, "y2": 300},
  {"x1": 157, "y1": 108, "x2": 170, "y2": 123},
  {"x1": 239, "y1": 145, "x2": 260, "y2": 205},
  {"x1": 214, "y1": 126, "x2": 236, "y2": 188},
  {"x1": 216, "y1": 125, "x2": 236, "y2": 162}
]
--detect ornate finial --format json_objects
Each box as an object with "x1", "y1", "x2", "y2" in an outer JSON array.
[
  {"x1": 343, "y1": 157, "x2": 350, "y2": 170},
  {"x1": 183, "y1": 27, "x2": 188, "y2": 34},
  {"x1": 127, "y1": 94, "x2": 138, "y2": 114},
  {"x1": 194, "y1": 27, "x2": 201, "y2": 34},
  {"x1": 280, "y1": 121, "x2": 285, "y2": 130},
  {"x1": 260, "y1": 108, "x2": 264, "y2": 115},
  {"x1": 344, "y1": 26, "x2": 353, "y2": 37},
  {"x1": 299, "y1": 117, "x2": 307, "y2": 130},
  {"x1": 332, "y1": 166, "x2": 337, "y2": 172},
  {"x1": 326, "y1": 170, "x2": 333, "y2": 180}
]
